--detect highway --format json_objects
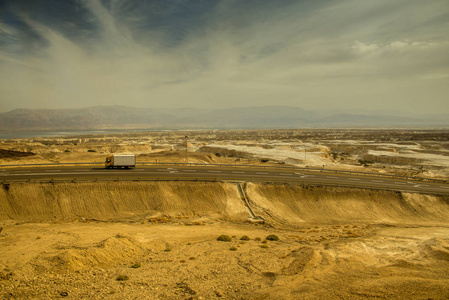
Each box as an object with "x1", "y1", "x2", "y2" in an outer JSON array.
[{"x1": 1, "y1": 165, "x2": 449, "y2": 195}]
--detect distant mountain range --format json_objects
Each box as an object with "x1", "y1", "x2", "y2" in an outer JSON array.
[{"x1": 0, "y1": 105, "x2": 447, "y2": 132}]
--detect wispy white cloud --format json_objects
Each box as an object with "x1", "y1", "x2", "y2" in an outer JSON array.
[{"x1": 0, "y1": 0, "x2": 448, "y2": 114}]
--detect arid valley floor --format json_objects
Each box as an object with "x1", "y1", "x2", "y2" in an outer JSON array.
[{"x1": 1, "y1": 129, "x2": 449, "y2": 299}]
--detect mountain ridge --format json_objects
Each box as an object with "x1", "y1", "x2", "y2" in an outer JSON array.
[{"x1": 0, "y1": 105, "x2": 447, "y2": 131}]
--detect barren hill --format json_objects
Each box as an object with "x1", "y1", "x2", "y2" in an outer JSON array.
[{"x1": 1, "y1": 105, "x2": 447, "y2": 131}]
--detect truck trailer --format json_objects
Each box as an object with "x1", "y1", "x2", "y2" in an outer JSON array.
[{"x1": 105, "y1": 154, "x2": 136, "y2": 169}]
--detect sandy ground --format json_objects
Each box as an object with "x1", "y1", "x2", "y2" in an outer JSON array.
[
  {"x1": 1, "y1": 182, "x2": 449, "y2": 299},
  {"x1": 1, "y1": 130, "x2": 448, "y2": 299},
  {"x1": 1, "y1": 221, "x2": 449, "y2": 299}
]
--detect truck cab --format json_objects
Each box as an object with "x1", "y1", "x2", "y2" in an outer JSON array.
[{"x1": 105, "y1": 155, "x2": 114, "y2": 168}]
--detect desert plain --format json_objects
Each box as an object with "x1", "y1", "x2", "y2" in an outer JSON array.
[{"x1": 1, "y1": 129, "x2": 449, "y2": 299}]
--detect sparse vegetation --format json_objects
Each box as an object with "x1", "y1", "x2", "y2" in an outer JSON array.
[
  {"x1": 217, "y1": 235, "x2": 232, "y2": 242},
  {"x1": 260, "y1": 244, "x2": 269, "y2": 248},
  {"x1": 116, "y1": 275, "x2": 129, "y2": 281},
  {"x1": 131, "y1": 263, "x2": 141, "y2": 268},
  {"x1": 240, "y1": 235, "x2": 250, "y2": 241},
  {"x1": 266, "y1": 235, "x2": 280, "y2": 241},
  {"x1": 229, "y1": 247, "x2": 237, "y2": 251}
]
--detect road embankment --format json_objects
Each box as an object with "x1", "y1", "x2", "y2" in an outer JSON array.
[
  {"x1": 246, "y1": 183, "x2": 449, "y2": 225},
  {"x1": 0, "y1": 182, "x2": 247, "y2": 222},
  {"x1": 1, "y1": 182, "x2": 449, "y2": 225}
]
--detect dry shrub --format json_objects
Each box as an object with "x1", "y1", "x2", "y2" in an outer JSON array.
[
  {"x1": 116, "y1": 275, "x2": 129, "y2": 281},
  {"x1": 266, "y1": 235, "x2": 280, "y2": 241},
  {"x1": 217, "y1": 235, "x2": 232, "y2": 242}
]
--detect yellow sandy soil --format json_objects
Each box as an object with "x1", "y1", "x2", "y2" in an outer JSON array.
[{"x1": 1, "y1": 182, "x2": 449, "y2": 299}]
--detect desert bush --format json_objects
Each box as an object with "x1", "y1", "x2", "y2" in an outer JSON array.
[
  {"x1": 116, "y1": 275, "x2": 129, "y2": 281},
  {"x1": 266, "y1": 235, "x2": 279, "y2": 241},
  {"x1": 260, "y1": 245, "x2": 269, "y2": 249},
  {"x1": 229, "y1": 247, "x2": 237, "y2": 251},
  {"x1": 255, "y1": 237, "x2": 261, "y2": 241},
  {"x1": 217, "y1": 235, "x2": 232, "y2": 242},
  {"x1": 240, "y1": 235, "x2": 250, "y2": 241},
  {"x1": 87, "y1": 149, "x2": 96, "y2": 153},
  {"x1": 131, "y1": 263, "x2": 141, "y2": 269}
]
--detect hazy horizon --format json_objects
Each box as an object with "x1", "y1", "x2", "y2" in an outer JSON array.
[{"x1": 1, "y1": 0, "x2": 448, "y2": 115}]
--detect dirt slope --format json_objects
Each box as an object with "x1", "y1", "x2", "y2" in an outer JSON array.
[
  {"x1": 1, "y1": 182, "x2": 449, "y2": 225},
  {"x1": 0, "y1": 182, "x2": 247, "y2": 222},
  {"x1": 1, "y1": 182, "x2": 449, "y2": 299},
  {"x1": 246, "y1": 183, "x2": 449, "y2": 226}
]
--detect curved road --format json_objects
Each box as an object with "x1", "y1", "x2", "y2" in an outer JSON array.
[{"x1": 1, "y1": 165, "x2": 449, "y2": 195}]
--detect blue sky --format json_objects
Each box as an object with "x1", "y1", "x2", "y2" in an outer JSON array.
[{"x1": 0, "y1": 0, "x2": 448, "y2": 114}]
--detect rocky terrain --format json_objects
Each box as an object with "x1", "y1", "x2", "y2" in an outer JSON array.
[
  {"x1": 1, "y1": 129, "x2": 448, "y2": 178},
  {"x1": 1, "y1": 182, "x2": 449, "y2": 299},
  {"x1": 1, "y1": 129, "x2": 449, "y2": 299}
]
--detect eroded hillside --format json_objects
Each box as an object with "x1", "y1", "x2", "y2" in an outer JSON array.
[{"x1": 1, "y1": 182, "x2": 449, "y2": 299}]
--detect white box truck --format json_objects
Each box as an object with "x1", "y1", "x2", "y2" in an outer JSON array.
[{"x1": 105, "y1": 154, "x2": 136, "y2": 169}]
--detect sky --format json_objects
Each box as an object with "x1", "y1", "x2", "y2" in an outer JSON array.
[{"x1": 0, "y1": 0, "x2": 448, "y2": 114}]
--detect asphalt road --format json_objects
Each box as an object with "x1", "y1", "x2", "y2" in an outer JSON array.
[{"x1": 1, "y1": 165, "x2": 449, "y2": 195}]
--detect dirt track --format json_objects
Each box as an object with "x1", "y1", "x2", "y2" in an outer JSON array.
[{"x1": 1, "y1": 182, "x2": 449, "y2": 299}]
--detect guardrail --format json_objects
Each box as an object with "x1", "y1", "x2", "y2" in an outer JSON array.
[
  {"x1": 1, "y1": 161, "x2": 446, "y2": 184},
  {"x1": 1, "y1": 176, "x2": 448, "y2": 196}
]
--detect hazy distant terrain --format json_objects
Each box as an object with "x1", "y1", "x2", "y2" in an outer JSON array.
[{"x1": 0, "y1": 106, "x2": 447, "y2": 132}]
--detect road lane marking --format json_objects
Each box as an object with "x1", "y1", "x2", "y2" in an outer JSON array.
[
  {"x1": 349, "y1": 178, "x2": 360, "y2": 181},
  {"x1": 256, "y1": 172, "x2": 268, "y2": 175},
  {"x1": 372, "y1": 180, "x2": 384, "y2": 183},
  {"x1": 280, "y1": 173, "x2": 293, "y2": 176},
  {"x1": 16, "y1": 171, "x2": 31, "y2": 173},
  {"x1": 75, "y1": 169, "x2": 89, "y2": 172},
  {"x1": 45, "y1": 170, "x2": 61, "y2": 172},
  {"x1": 395, "y1": 182, "x2": 407, "y2": 185},
  {"x1": 6, "y1": 172, "x2": 140, "y2": 176},
  {"x1": 208, "y1": 171, "x2": 221, "y2": 173},
  {"x1": 183, "y1": 170, "x2": 197, "y2": 172},
  {"x1": 232, "y1": 171, "x2": 245, "y2": 174},
  {"x1": 326, "y1": 176, "x2": 338, "y2": 179},
  {"x1": 134, "y1": 169, "x2": 144, "y2": 171}
]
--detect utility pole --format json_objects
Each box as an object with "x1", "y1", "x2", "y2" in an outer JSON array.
[{"x1": 185, "y1": 135, "x2": 188, "y2": 163}]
